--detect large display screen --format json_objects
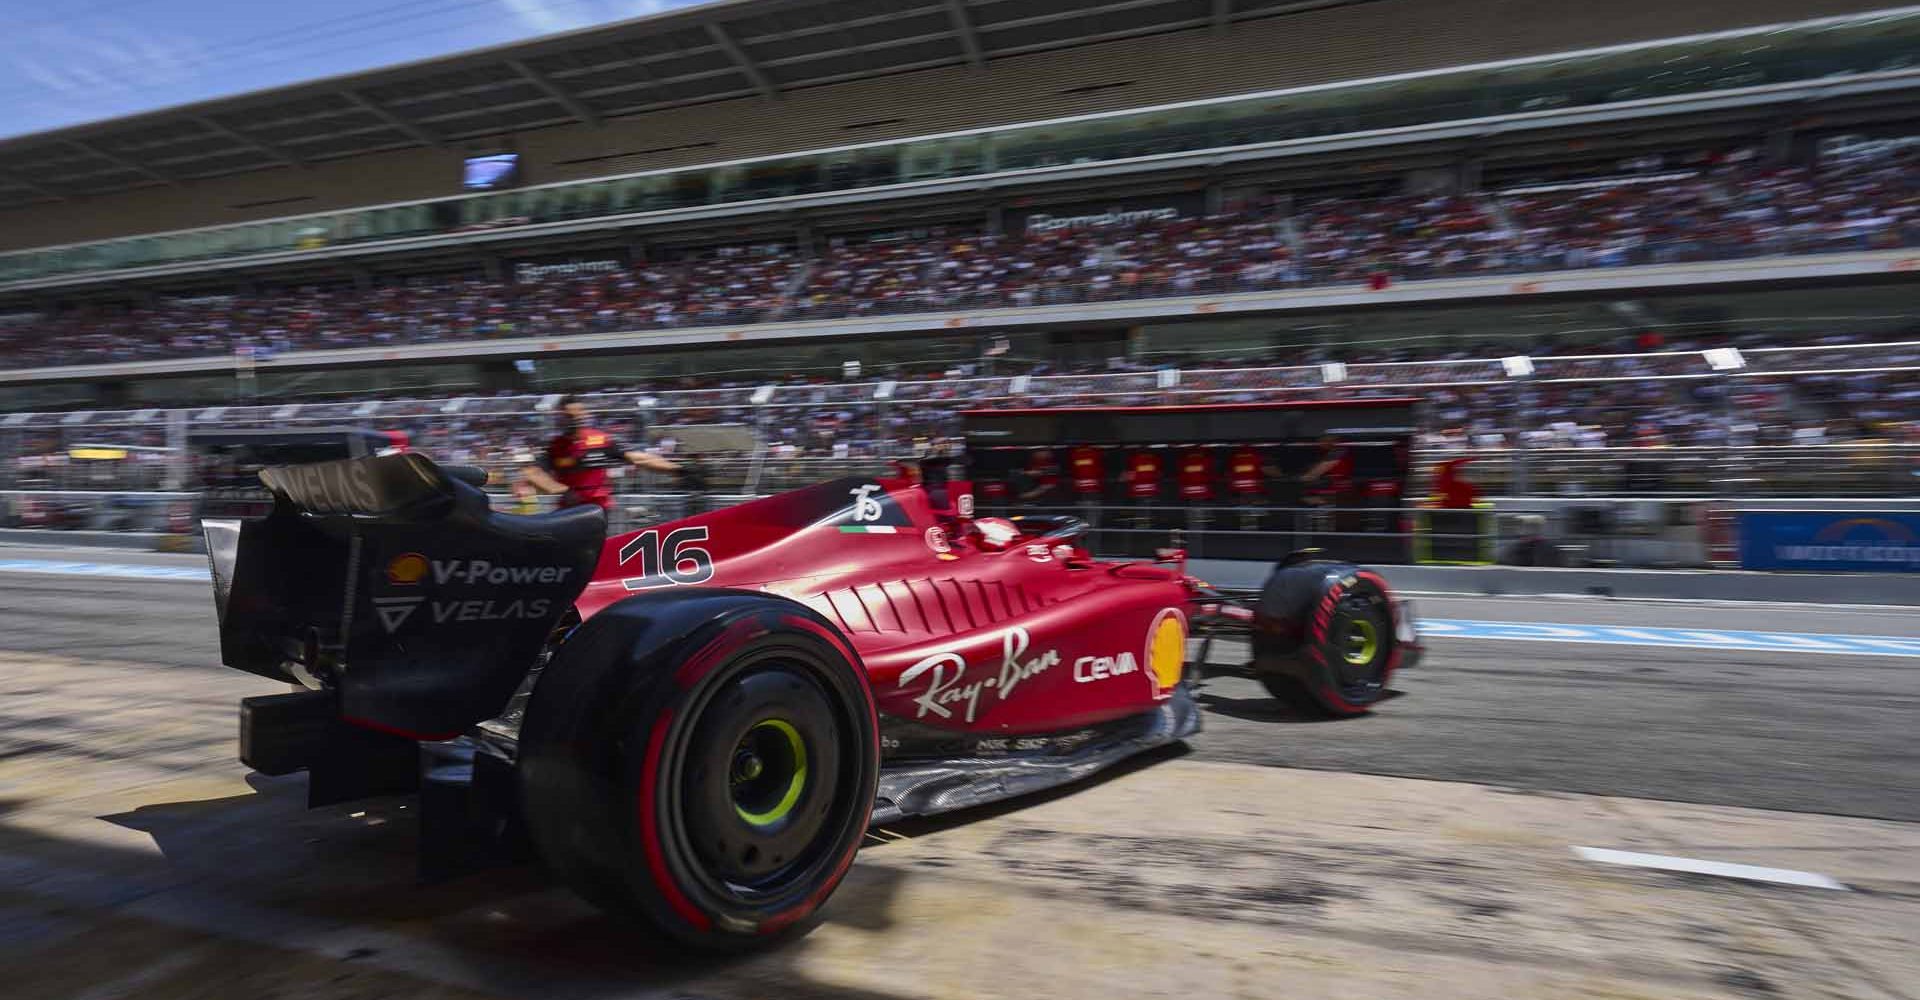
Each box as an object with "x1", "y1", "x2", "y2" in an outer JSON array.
[{"x1": 463, "y1": 154, "x2": 521, "y2": 190}]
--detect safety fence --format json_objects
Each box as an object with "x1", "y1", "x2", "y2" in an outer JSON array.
[{"x1": 2, "y1": 338, "x2": 1917, "y2": 502}]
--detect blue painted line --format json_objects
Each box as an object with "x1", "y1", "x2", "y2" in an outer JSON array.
[
  {"x1": 0, "y1": 559, "x2": 210, "y2": 582},
  {"x1": 1421, "y1": 619, "x2": 1920, "y2": 658}
]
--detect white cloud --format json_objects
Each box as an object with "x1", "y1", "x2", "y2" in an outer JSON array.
[
  {"x1": 499, "y1": 0, "x2": 592, "y2": 35},
  {"x1": 9, "y1": 22, "x2": 203, "y2": 99}
]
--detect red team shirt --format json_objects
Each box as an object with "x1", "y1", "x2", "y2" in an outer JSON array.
[
  {"x1": 1308, "y1": 444, "x2": 1355, "y2": 500},
  {"x1": 1024, "y1": 451, "x2": 1062, "y2": 495},
  {"x1": 1068, "y1": 446, "x2": 1105, "y2": 495},
  {"x1": 1177, "y1": 448, "x2": 1214, "y2": 501},
  {"x1": 543, "y1": 426, "x2": 625, "y2": 509},
  {"x1": 1227, "y1": 446, "x2": 1264, "y2": 496},
  {"x1": 1125, "y1": 451, "x2": 1164, "y2": 499}
]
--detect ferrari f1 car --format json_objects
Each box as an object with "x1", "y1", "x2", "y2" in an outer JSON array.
[{"x1": 204, "y1": 454, "x2": 1418, "y2": 949}]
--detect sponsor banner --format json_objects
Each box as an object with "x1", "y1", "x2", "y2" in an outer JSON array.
[
  {"x1": 1737, "y1": 512, "x2": 1920, "y2": 572},
  {"x1": 1815, "y1": 133, "x2": 1920, "y2": 164},
  {"x1": 511, "y1": 257, "x2": 625, "y2": 283},
  {"x1": 1008, "y1": 193, "x2": 1205, "y2": 235}
]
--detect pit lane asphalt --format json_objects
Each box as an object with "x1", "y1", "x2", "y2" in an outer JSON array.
[{"x1": 3, "y1": 551, "x2": 1917, "y2": 822}]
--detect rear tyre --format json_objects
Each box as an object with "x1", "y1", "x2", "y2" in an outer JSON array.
[
  {"x1": 1252, "y1": 561, "x2": 1398, "y2": 717},
  {"x1": 518, "y1": 590, "x2": 878, "y2": 950}
]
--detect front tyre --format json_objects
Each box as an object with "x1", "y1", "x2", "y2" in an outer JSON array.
[
  {"x1": 1252, "y1": 562, "x2": 1399, "y2": 716},
  {"x1": 518, "y1": 590, "x2": 879, "y2": 950}
]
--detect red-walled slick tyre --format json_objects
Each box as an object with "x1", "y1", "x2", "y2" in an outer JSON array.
[
  {"x1": 1251, "y1": 559, "x2": 1399, "y2": 717},
  {"x1": 517, "y1": 590, "x2": 879, "y2": 950}
]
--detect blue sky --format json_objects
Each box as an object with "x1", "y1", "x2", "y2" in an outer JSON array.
[{"x1": 0, "y1": 0, "x2": 713, "y2": 138}]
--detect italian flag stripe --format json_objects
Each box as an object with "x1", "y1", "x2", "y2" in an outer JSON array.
[{"x1": 838, "y1": 525, "x2": 899, "y2": 533}]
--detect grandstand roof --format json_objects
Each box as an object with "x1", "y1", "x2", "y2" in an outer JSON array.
[{"x1": 0, "y1": 0, "x2": 1369, "y2": 205}]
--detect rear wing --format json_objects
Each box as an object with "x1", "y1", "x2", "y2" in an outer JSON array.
[{"x1": 207, "y1": 453, "x2": 605, "y2": 738}]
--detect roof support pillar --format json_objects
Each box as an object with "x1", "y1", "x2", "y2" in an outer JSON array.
[
  {"x1": 704, "y1": 22, "x2": 778, "y2": 99},
  {"x1": 506, "y1": 58, "x2": 603, "y2": 127},
  {"x1": 946, "y1": 0, "x2": 984, "y2": 67}
]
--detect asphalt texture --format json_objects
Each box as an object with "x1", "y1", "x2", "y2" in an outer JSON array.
[{"x1": 3, "y1": 549, "x2": 1917, "y2": 822}]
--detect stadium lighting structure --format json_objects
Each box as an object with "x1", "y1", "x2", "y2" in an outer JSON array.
[
  {"x1": 1321, "y1": 362, "x2": 1348, "y2": 384},
  {"x1": 843, "y1": 360, "x2": 861, "y2": 379},
  {"x1": 1704, "y1": 348, "x2": 1747, "y2": 371},
  {"x1": 1502, "y1": 355, "x2": 1536, "y2": 378}
]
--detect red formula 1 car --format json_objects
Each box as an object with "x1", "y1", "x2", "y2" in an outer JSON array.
[{"x1": 204, "y1": 454, "x2": 1418, "y2": 949}]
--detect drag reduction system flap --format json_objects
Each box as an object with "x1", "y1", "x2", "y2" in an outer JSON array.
[{"x1": 206, "y1": 452, "x2": 605, "y2": 737}]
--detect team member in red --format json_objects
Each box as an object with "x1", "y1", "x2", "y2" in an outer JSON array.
[
  {"x1": 520, "y1": 395, "x2": 679, "y2": 510},
  {"x1": 1125, "y1": 450, "x2": 1163, "y2": 499},
  {"x1": 1301, "y1": 434, "x2": 1353, "y2": 506},
  {"x1": 1068, "y1": 444, "x2": 1105, "y2": 498},
  {"x1": 1226, "y1": 445, "x2": 1267, "y2": 499},
  {"x1": 1018, "y1": 448, "x2": 1063, "y2": 502},
  {"x1": 1176, "y1": 446, "x2": 1215, "y2": 502}
]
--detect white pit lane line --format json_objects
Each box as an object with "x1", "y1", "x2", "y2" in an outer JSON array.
[
  {"x1": 0, "y1": 558, "x2": 210, "y2": 582},
  {"x1": 1416, "y1": 619, "x2": 1920, "y2": 658},
  {"x1": 1572, "y1": 846, "x2": 1851, "y2": 890}
]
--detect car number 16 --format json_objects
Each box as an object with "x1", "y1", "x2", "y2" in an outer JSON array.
[{"x1": 620, "y1": 526, "x2": 716, "y2": 590}]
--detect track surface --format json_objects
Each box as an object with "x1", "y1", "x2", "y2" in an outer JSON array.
[
  {"x1": 3, "y1": 553, "x2": 1915, "y2": 821},
  {"x1": 3, "y1": 550, "x2": 1918, "y2": 999}
]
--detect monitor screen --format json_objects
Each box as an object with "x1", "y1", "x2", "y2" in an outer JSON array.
[{"x1": 463, "y1": 154, "x2": 521, "y2": 190}]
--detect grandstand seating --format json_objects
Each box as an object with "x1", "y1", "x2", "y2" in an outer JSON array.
[{"x1": 2, "y1": 150, "x2": 1915, "y2": 372}]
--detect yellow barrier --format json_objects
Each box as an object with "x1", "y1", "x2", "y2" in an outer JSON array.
[{"x1": 1413, "y1": 502, "x2": 1495, "y2": 565}]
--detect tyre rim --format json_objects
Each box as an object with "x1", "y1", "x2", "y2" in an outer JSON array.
[
  {"x1": 678, "y1": 658, "x2": 852, "y2": 898},
  {"x1": 1342, "y1": 618, "x2": 1379, "y2": 667},
  {"x1": 1330, "y1": 594, "x2": 1389, "y2": 692},
  {"x1": 731, "y1": 718, "x2": 808, "y2": 827}
]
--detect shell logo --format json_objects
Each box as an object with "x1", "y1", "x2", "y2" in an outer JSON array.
[
  {"x1": 386, "y1": 552, "x2": 429, "y2": 586},
  {"x1": 1145, "y1": 608, "x2": 1187, "y2": 699}
]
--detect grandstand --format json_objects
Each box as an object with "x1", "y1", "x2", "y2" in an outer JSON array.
[{"x1": 0, "y1": 0, "x2": 1916, "y2": 518}]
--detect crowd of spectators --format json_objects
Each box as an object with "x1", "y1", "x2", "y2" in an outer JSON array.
[
  {"x1": 1, "y1": 150, "x2": 1915, "y2": 371},
  {"x1": 10, "y1": 328, "x2": 1916, "y2": 497}
]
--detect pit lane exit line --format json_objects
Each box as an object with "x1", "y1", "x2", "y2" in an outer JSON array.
[
  {"x1": 2, "y1": 558, "x2": 1916, "y2": 658},
  {"x1": 0, "y1": 558, "x2": 210, "y2": 582},
  {"x1": 1420, "y1": 619, "x2": 1920, "y2": 658}
]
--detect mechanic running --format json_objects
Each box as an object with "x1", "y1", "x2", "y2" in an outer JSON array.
[{"x1": 518, "y1": 395, "x2": 679, "y2": 510}]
